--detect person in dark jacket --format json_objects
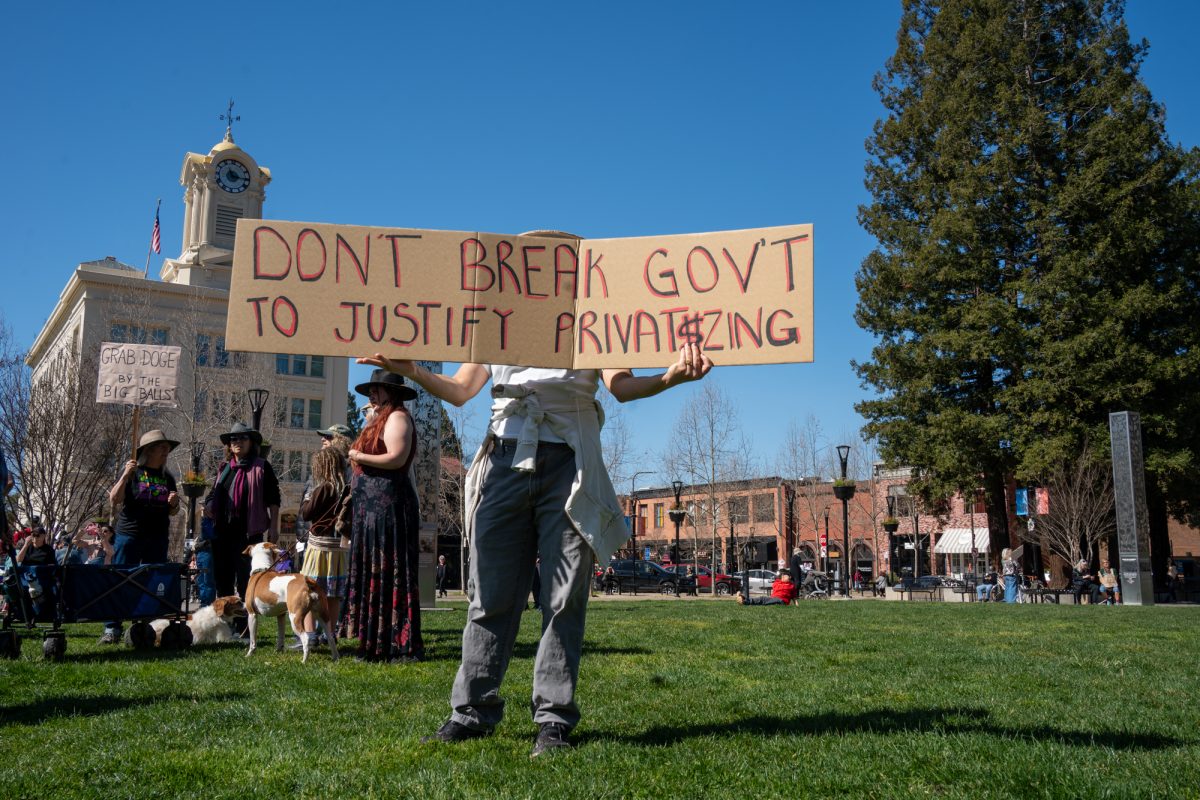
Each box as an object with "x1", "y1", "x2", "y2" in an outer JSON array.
[
  {"x1": 436, "y1": 554, "x2": 449, "y2": 598},
  {"x1": 789, "y1": 548, "x2": 807, "y2": 586},
  {"x1": 204, "y1": 423, "x2": 281, "y2": 607}
]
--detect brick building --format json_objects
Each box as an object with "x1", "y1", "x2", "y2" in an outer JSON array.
[{"x1": 621, "y1": 467, "x2": 1200, "y2": 586}]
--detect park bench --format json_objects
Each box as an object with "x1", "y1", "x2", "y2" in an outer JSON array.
[
  {"x1": 903, "y1": 585, "x2": 942, "y2": 602},
  {"x1": 948, "y1": 582, "x2": 977, "y2": 602},
  {"x1": 1030, "y1": 587, "x2": 1081, "y2": 604}
]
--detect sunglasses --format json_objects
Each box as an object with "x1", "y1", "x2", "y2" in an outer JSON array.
[{"x1": 228, "y1": 435, "x2": 251, "y2": 442}]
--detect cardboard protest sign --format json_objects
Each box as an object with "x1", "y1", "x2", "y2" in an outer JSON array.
[
  {"x1": 226, "y1": 220, "x2": 813, "y2": 369},
  {"x1": 95, "y1": 342, "x2": 181, "y2": 407}
]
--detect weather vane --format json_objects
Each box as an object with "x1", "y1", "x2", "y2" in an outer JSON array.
[{"x1": 219, "y1": 98, "x2": 241, "y2": 141}]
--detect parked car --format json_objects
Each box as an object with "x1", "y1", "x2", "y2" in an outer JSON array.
[
  {"x1": 744, "y1": 569, "x2": 777, "y2": 593},
  {"x1": 900, "y1": 575, "x2": 944, "y2": 590},
  {"x1": 664, "y1": 565, "x2": 741, "y2": 595},
  {"x1": 604, "y1": 559, "x2": 697, "y2": 595}
]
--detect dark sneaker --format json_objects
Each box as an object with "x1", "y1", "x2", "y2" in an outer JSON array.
[
  {"x1": 531, "y1": 722, "x2": 571, "y2": 757},
  {"x1": 98, "y1": 629, "x2": 121, "y2": 645},
  {"x1": 420, "y1": 719, "x2": 491, "y2": 744}
]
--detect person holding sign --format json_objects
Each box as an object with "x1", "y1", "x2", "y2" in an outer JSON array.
[
  {"x1": 359, "y1": 338, "x2": 712, "y2": 756},
  {"x1": 99, "y1": 430, "x2": 181, "y2": 645}
]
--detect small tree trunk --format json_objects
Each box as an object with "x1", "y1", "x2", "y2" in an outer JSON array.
[{"x1": 984, "y1": 471, "x2": 1010, "y2": 567}]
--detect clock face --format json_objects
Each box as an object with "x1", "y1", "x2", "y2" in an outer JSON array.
[{"x1": 215, "y1": 159, "x2": 251, "y2": 193}]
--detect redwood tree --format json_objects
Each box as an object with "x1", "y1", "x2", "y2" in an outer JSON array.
[{"x1": 855, "y1": 0, "x2": 1200, "y2": 570}]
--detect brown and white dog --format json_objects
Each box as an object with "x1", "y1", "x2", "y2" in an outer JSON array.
[
  {"x1": 150, "y1": 596, "x2": 248, "y2": 645},
  {"x1": 243, "y1": 542, "x2": 339, "y2": 662}
]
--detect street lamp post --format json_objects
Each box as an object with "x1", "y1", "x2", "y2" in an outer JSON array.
[
  {"x1": 882, "y1": 495, "x2": 900, "y2": 587},
  {"x1": 247, "y1": 388, "x2": 270, "y2": 432},
  {"x1": 669, "y1": 480, "x2": 685, "y2": 597},
  {"x1": 188, "y1": 441, "x2": 205, "y2": 544},
  {"x1": 832, "y1": 444, "x2": 855, "y2": 598},
  {"x1": 913, "y1": 508, "x2": 921, "y2": 579}
]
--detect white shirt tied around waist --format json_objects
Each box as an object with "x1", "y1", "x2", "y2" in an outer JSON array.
[{"x1": 462, "y1": 366, "x2": 627, "y2": 562}]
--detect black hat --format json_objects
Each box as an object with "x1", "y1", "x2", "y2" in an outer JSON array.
[
  {"x1": 354, "y1": 369, "x2": 417, "y2": 401},
  {"x1": 219, "y1": 422, "x2": 263, "y2": 446}
]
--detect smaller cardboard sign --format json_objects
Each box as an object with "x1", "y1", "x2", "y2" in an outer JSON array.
[{"x1": 95, "y1": 342, "x2": 182, "y2": 408}]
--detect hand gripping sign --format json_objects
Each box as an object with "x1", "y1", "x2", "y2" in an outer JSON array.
[{"x1": 226, "y1": 220, "x2": 814, "y2": 368}]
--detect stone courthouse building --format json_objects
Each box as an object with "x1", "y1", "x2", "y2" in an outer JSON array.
[{"x1": 25, "y1": 128, "x2": 348, "y2": 552}]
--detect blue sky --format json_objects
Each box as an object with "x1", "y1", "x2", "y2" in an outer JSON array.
[{"x1": 2, "y1": 1, "x2": 1196, "y2": 484}]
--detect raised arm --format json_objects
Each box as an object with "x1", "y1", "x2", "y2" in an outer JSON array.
[
  {"x1": 602, "y1": 343, "x2": 713, "y2": 402},
  {"x1": 357, "y1": 355, "x2": 489, "y2": 407}
]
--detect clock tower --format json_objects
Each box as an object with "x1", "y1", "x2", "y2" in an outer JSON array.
[{"x1": 160, "y1": 126, "x2": 270, "y2": 289}]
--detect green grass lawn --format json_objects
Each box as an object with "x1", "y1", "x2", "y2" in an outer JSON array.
[{"x1": 2, "y1": 599, "x2": 1197, "y2": 799}]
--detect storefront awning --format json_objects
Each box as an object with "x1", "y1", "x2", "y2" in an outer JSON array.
[{"x1": 933, "y1": 528, "x2": 991, "y2": 554}]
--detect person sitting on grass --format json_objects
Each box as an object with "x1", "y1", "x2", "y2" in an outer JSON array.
[{"x1": 737, "y1": 569, "x2": 798, "y2": 605}]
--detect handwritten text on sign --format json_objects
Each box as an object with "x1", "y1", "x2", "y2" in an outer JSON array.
[
  {"x1": 95, "y1": 342, "x2": 181, "y2": 407},
  {"x1": 226, "y1": 220, "x2": 814, "y2": 369}
]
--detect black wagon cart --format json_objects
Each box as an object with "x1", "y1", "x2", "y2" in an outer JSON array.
[{"x1": 1, "y1": 561, "x2": 194, "y2": 661}]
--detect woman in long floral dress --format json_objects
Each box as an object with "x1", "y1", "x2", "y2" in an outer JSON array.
[{"x1": 345, "y1": 369, "x2": 423, "y2": 662}]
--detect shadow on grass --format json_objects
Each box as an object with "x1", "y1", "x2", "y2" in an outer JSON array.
[
  {"x1": 586, "y1": 706, "x2": 1191, "y2": 752},
  {"x1": 510, "y1": 641, "x2": 652, "y2": 659},
  {"x1": 0, "y1": 690, "x2": 249, "y2": 728}
]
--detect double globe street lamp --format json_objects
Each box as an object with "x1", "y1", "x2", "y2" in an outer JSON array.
[{"x1": 669, "y1": 480, "x2": 687, "y2": 597}]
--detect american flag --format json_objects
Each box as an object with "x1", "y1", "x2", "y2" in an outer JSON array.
[{"x1": 150, "y1": 207, "x2": 162, "y2": 254}]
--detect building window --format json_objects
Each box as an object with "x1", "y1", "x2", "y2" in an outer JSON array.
[
  {"x1": 287, "y1": 450, "x2": 304, "y2": 483},
  {"x1": 727, "y1": 495, "x2": 749, "y2": 524},
  {"x1": 654, "y1": 503, "x2": 664, "y2": 529},
  {"x1": 753, "y1": 493, "x2": 775, "y2": 523},
  {"x1": 111, "y1": 322, "x2": 167, "y2": 345},
  {"x1": 272, "y1": 449, "x2": 312, "y2": 484},
  {"x1": 888, "y1": 485, "x2": 914, "y2": 517},
  {"x1": 278, "y1": 397, "x2": 323, "y2": 429},
  {"x1": 196, "y1": 334, "x2": 243, "y2": 368},
  {"x1": 276, "y1": 354, "x2": 325, "y2": 377},
  {"x1": 290, "y1": 398, "x2": 305, "y2": 429}
]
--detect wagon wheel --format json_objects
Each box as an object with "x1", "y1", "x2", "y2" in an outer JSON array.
[
  {"x1": 42, "y1": 631, "x2": 66, "y2": 662},
  {"x1": 125, "y1": 621, "x2": 156, "y2": 650},
  {"x1": 160, "y1": 620, "x2": 193, "y2": 650},
  {"x1": 0, "y1": 629, "x2": 20, "y2": 660}
]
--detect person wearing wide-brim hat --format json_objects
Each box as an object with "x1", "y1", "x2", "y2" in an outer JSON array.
[
  {"x1": 206, "y1": 421, "x2": 282, "y2": 608},
  {"x1": 218, "y1": 421, "x2": 263, "y2": 446},
  {"x1": 353, "y1": 369, "x2": 418, "y2": 401},
  {"x1": 341, "y1": 367, "x2": 423, "y2": 662},
  {"x1": 100, "y1": 429, "x2": 182, "y2": 644}
]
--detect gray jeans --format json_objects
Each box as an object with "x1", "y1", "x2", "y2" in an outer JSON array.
[{"x1": 450, "y1": 439, "x2": 592, "y2": 732}]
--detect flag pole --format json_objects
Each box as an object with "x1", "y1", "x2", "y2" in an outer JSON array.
[{"x1": 144, "y1": 198, "x2": 162, "y2": 278}]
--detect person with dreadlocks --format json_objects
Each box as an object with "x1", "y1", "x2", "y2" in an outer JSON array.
[{"x1": 297, "y1": 446, "x2": 352, "y2": 649}]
